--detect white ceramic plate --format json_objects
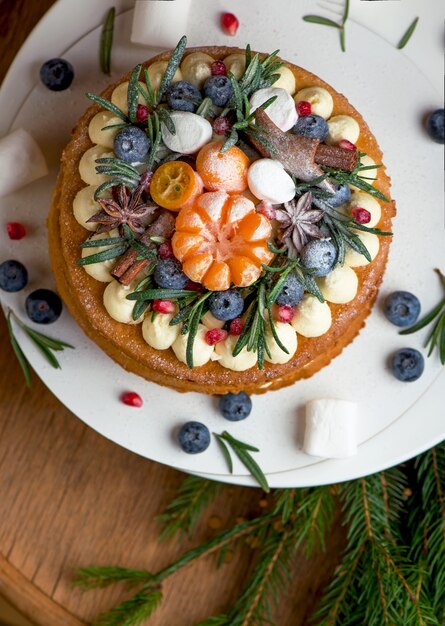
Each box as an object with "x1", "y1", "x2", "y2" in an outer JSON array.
[{"x1": 0, "y1": 0, "x2": 443, "y2": 487}]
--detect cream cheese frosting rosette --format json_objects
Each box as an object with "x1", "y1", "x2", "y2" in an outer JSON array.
[{"x1": 48, "y1": 37, "x2": 395, "y2": 395}]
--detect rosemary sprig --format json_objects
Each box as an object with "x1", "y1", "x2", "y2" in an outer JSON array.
[
  {"x1": 321, "y1": 152, "x2": 389, "y2": 202},
  {"x1": 399, "y1": 269, "x2": 445, "y2": 364},
  {"x1": 77, "y1": 226, "x2": 157, "y2": 267},
  {"x1": 6, "y1": 310, "x2": 74, "y2": 386},
  {"x1": 214, "y1": 431, "x2": 270, "y2": 493},
  {"x1": 99, "y1": 7, "x2": 115, "y2": 75},
  {"x1": 397, "y1": 16, "x2": 419, "y2": 50},
  {"x1": 303, "y1": 0, "x2": 349, "y2": 52}
]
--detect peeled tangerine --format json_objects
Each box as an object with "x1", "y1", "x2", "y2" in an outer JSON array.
[
  {"x1": 196, "y1": 141, "x2": 249, "y2": 193},
  {"x1": 172, "y1": 191, "x2": 274, "y2": 291}
]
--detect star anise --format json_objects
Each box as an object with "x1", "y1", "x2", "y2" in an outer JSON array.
[
  {"x1": 87, "y1": 180, "x2": 158, "y2": 235},
  {"x1": 275, "y1": 192, "x2": 325, "y2": 257}
]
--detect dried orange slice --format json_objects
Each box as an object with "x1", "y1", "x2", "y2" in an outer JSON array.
[
  {"x1": 172, "y1": 191, "x2": 274, "y2": 291},
  {"x1": 196, "y1": 141, "x2": 249, "y2": 193},
  {"x1": 150, "y1": 161, "x2": 201, "y2": 211}
]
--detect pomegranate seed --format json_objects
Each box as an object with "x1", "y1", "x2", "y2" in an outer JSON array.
[
  {"x1": 256, "y1": 201, "x2": 276, "y2": 221},
  {"x1": 338, "y1": 139, "x2": 356, "y2": 151},
  {"x1": 121, "y1": 391, "x2": 143, "y2": 407},
  {"x1": 277, "y1": 305, "x2": 295, "y2": 323},
  {"x1": 296, "y1": 101, "x2": 312, "y2": 117},
  {"x1": 230, "y1": 318, "x2": 244, "y2": 335},
  {"x1": 221, "y1": 12, "x2": 239, "y2": 36},
  {"x1": 205, "y1": 328, "x2": 228, "y2": 345},
  {"x1": 185, "y1": 280, "x2": 203, "y2": 292},
  {"x1": 152, "y1": 299, "x2": 175, "y2": 314},
  {"x1": 351, "y1": 206, "x2": 371, "y2": 224},
  {"x1": 211, "y1": 60, "x2": 227, "y2": 76},
  {"x1": 213, "y1": 116, "x2": 232, "y2": 135},
  {"x1": 136, "y1": 104, "x2": 149, "y2": 123},
  {"x1": 6, "y1": 222, "x2": 26, "y2": 240},
  {"x1": 158, "y1": 241, "x2": 174, "y2": 260}
]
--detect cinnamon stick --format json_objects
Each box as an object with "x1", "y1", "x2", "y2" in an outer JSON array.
[
  {"x1": 112, "y1": 210, "x2": 175, "y2": 285},
  {"x1": 314, "y1": 144, "x2": 358, "y2": 171}
]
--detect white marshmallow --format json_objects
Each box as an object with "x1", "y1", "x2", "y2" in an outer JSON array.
[
  {"x1": 131, "y1": 0, "x2": 192, "y2": 49},
  {"x1": 0, "y1": 129, "x2": 48, "y2": 198},
  {"x1": 294, "y1": 87, "x2": 333, "y2": 120},
  {"x1": 161, "y1": 111, "x2": 213, "y2": 154},
  {"x1": 249, "y1": 87, "x2": 298, "y2": 132},
  {"x1": 247, "y1": 159, "x2": 295, "y2": 204},
  {"x1": 303, "y1": 398, "x2": 358, "y2": 458}
]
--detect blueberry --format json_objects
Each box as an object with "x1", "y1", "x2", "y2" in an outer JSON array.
[
  {"x1": 328, "y1": 183, "x2": 351, "y2": 207},
  {"x1": 178, "y1": 421, "x2": 211, "y2": 454},
  {"x1": 203, "y1": 76, "x2": 233, "y2": 107},
  {"x1": 426, "y1": 109, "x2": 444, "y2": 144},
  {"x1": 25, "y1": 289, "x2": 62, "y2": 324},
  {"x1": 114, "y1": 126, "x2": 150, "y2": 163},
  {"x1": 166, "y1": 81, "x2": 202, "y2": 113},
  {"x1": 208, "y1": 289, "x2": 244, "y2": 321},
  {"x1": 293, "y1": 115, "x2": 329, "y2": 141},
  {"x1": 276, "y1": 273, "x2": 305, "y2": 306},
  {"x1": 391, "y1": 348, "x2": 424, "y2": 382},
  {"x1": 154, "y1": 259, "x2": 188, "y2": 289},
  {"x1": 384, "y1": 291, "x2": 421, "y2": 327},
  {"x1": 300, "y1": 239, "x2": 337, "y2": 277},
  {"x1": 219, "y1": 392, "x2": 252, "y2": 421},
  {"x1": 0, "y1": 260, "x2": 28, "y2": 292},
  {"x1": 39, "y1": 58, "x2": 74, "y2": 91}
]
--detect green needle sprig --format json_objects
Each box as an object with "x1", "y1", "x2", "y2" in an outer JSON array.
[
  {"x1": 6, "y1": 310, "x2": 74, "y2": 386},
  {"x1": 214, "y1": 431, "x2": 270, "y2": 493},
  {"x1": 400, "y1": 268, "x2": 445, "y2": 364},
  {"x1": 397, "y1": 16, "x2": 420, "y2": 50},
  {"x1": 99, "y1": 7, "x2": 115, "y2": 75},
  {"x1": 303, "y1": 0, "x2": 350, "y2": 52}
]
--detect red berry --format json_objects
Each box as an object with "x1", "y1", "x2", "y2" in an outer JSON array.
[
  {"x1": 6, "y1": 222, "x2": 26, "y2": 240},
  {"x1": 213, "y1": 116, "x2": 232, "y2": 135},
  {"x1": 205, "y1": 328, "x2": 228, "y2": 345},
  {"x1": 158, "y1": 241, "x2": 174, "y2": 260},
  {"x1": 152, "y1": 299, "x2": 175, "y2": 314},
  {"x1": 221, "y1": 12, "x2": 239, "y2": 36},
  {"x1": 277, "y1": 305, "x2": 294, "y2": 323},
  {"x1": 351, "y1": 207, "x2": 371, "y2": 224},
  {"x1": 185, "y1": 280, "x2": 203, "y2": 292},
  {"x1": 136, "y1": 104, "x2": 149, "y2": 123},
  {"x1": 121, "y1": 391, "x2": 143, "y2": 407},
  {"x1": 256, "y1": 201, "x2": 276, "y2": 221},
  {"x1": 229, "y1": 318, "x2": 244, "y2": 335},
  {"x1": 211, "y1": 60, "x2": 227, "y2": 76},
  {"x1": 338, "y1": 139, "x2": 356, "y2": 151},
  {"x1": 296, "y1": 101, "x2": 312, "y2": 117}
]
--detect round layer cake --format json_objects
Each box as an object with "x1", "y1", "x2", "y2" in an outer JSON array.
[{"x1": 48, "y1": 42, "x2": 395, "y2": 395}]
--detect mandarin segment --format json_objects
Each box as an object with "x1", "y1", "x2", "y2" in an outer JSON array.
[
  {"x1": 227, "y1": 257, "x2": 262, "y2": 287},
  {"x1": 196, "y1": 141, "x2": 249, "y2": 193},
  {"x1": 236, "y1": 213, "x2": 272, "y2": 242},
  {"x1": 203, "y1": 261, "x2": 231, "y2": 291},
  {"x1": 182, "y1": 253, "x2": 213, "y2": 282},
  {"x1": 171, "y1": 232, "x2": 204, "y2": 261}
]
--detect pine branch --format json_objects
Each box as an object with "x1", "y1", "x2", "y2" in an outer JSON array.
[
  {"x1": 158, "y1": 476, "x2": 221, "y2": 541},
  {"x1": 93, "y1": 587, "x2": 162, "y2": 626},
  {"x1": 74, "y1": 566, "x2": 155, "y2": 590}
]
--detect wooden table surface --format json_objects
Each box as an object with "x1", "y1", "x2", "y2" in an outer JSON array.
[{"x1": 0, "y1": 2, "x2": 345, "y2": 624}]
